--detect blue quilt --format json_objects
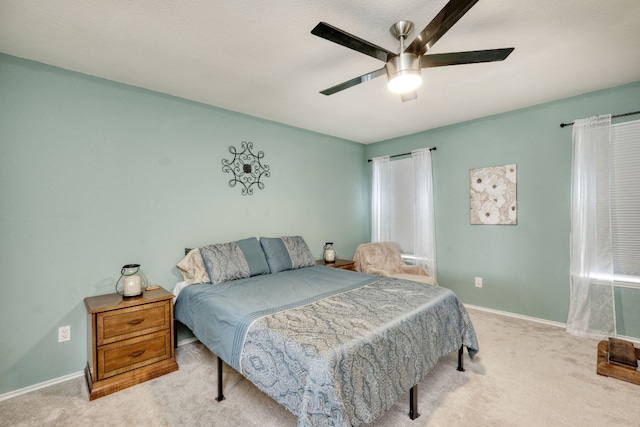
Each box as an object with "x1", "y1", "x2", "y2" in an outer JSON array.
[{"x1": 175, "y1": 266, "x2": 478, "y2": 427}]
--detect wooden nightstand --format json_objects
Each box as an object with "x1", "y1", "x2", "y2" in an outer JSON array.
[
  {"x1": 84, "y1": 287, "x2": 178, "y2": 400},
  {"x1": 316, "y1": 259, "x2": 356, "y2": 271}
]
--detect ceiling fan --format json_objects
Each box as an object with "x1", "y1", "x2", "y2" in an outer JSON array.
[{"x1": 311, "y1": 0, "x2": 514, "y2": 102}]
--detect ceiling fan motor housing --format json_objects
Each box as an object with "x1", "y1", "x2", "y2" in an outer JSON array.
[{"x1": 386, "y1": 53, "x2": 422, "y2": 93}]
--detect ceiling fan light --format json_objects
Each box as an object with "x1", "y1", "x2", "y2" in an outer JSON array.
[
  {"x1": 386, "y1": 52, "x2": 422, "y2": 94},
  {"x1": 387, "y1": 70, "x2": 422, "y2": 94}
]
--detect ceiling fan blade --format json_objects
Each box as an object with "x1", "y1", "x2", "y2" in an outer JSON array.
[
  {"x1": 320, "y1": 68, "x2": 386, "y2": 95},
  {"x1": 421, "y1": 47, "x2": 515, "y2": 68},
  {"x1": 312, "y1": 22, "x2": 395, "y2": 62},
  {"x1": 401, "y1": 91, "x2": 418, "y2": 102},
  {"x1": 405, "y1": 0, "x2": 479, "y2": 57}
]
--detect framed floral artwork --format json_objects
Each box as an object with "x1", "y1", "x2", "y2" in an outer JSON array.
[{"x1": 470, "y1": 164, "x2": 517, "y2": 225}]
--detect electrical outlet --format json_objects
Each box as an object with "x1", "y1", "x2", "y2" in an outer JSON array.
[
  {"x1": 58, "y1": 325, "x2": 71, "y2": 342},
  {"x1": 475, "y1": 277, "x2": 483, "y2": 288}
]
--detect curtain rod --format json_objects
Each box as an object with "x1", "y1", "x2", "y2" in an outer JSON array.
[
  {"x1": 559, "y1": 110, "x2": 640, "y2": 128},
  {"x1": 367, "y1": 147, "x2": 436, "y2": 163}
]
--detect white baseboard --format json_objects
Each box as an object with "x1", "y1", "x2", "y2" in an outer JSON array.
[
  {"x1": 177, "y1": 336, "x2": 199, "y2": 346},
  {"x1": 0, "y1": 370, "x2": 85, "y2": 402},
  {"x1": 0, "y1": 337, "x2": 198, "y2": 402},
  {"x1": 464, "y1": 304, "x2": 567, "y2": 328},
  {"x1": 465, "y1": 304, "x2": 640, "y2": 344}
]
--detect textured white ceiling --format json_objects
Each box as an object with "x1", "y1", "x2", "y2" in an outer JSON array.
[{"x1": 1, "y1": 0, "x2": 639, "y2": 143}]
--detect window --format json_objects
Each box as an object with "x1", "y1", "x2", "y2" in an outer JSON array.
[
  {"x1": 371, "y1": 148, "x2": 436, "y2": 276},
  {"x1": 566, "y1": 115, "x2": 640, "y2": 337},
  {"x1": 388, "y1": 157, "x2": 414, "y2": 255},
  {"x1": 610, "y1": 120, "x2": 640, "y2": 286}
]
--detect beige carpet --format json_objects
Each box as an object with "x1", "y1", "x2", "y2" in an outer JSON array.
[{"x1": 2, "y1": 308, "x2": 639, "y2": 426}]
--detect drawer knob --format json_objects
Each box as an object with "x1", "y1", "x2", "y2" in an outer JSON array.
[
  {"x1": 127, "y1": 318, "x2": 145, "y2": 325},
  {"x1": 129, "y1": 349, "x2": 146, "y2": 358}
]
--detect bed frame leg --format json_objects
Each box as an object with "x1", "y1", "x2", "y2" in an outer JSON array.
[
  {"x1": 408, "y1": 346, "x2": 464, "y2": 420},
  {"x1": 457, "y1": 346, "x2": 465, "y2": 372},
  {"x1": 216, "y1": 356, "x2": 225, "y2": 402},
  {"x1": 409, "y1": 384, "x2": 420, "y2": 420},
  {"x1": 173, "y1": 320, "x2": 178, "y2": 349}
]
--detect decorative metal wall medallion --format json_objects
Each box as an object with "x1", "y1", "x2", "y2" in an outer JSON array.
[{"x1": 221, "y1": 141, "x2": 270, "y2": 195}]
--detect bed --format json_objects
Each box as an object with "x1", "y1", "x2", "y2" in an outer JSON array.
[{"x1": 173, "y1": 236, "x2": 479, "y2": 426}]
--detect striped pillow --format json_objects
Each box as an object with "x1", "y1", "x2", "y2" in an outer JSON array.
[{"x1": 260, "y1": 236, "x2": 316, "y2": 273}]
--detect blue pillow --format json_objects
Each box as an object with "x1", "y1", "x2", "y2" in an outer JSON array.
[
  {"x1": 236, "y1": 237, "x2": 270, "y2": 276},
  {"x1": 260, "y1": 236, "x2": 316, "y2": 273},
  {"x1": 200, "y1": 237, "x2": 269, "y2": 284}
]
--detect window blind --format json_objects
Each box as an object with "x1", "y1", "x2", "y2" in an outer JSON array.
[
  {"x1": 611, "y1": 119, "x2": 640, "y2": 282},
  {"x1": 389, "y1": 157, "x2": 414, "y2": 254}
]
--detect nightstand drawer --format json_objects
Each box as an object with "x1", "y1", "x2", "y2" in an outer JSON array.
[
  {"x1": 98, "y1": 331, "x2": 171, "y2": 379},
  {"x1": 97, "y1": 301, "x2": 170, "y2": 345}
]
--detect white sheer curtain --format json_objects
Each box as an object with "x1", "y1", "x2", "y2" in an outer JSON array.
[
  {"x1": 567, "y1": 114, "x2": 616, "y2": 338},
  {"x1": 412, "y1": 148, "x2": 437, "y2": 278},
  {"x1": 371, "y1": 156, "x2": 390, "y2": 242}
]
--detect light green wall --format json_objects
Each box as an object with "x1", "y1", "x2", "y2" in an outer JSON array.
[
  {"x1": 0, "y1": 54, "x2": 368, "y2": 395},
  {"x1": 366, "y1": 81, "x2": 640, "y2": 337}
]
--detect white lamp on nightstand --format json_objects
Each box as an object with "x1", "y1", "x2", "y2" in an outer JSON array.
[
  {"x1": 116, "y1": 264, "x2": 148, "y2": 298},
  {"x1": 323, "y1": 242, "x2": 336, "y2": 263}
]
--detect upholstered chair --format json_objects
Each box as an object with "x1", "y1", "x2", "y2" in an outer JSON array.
[{"x1": 353, "y1": 242, "x2": 437, "y2": 286}]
